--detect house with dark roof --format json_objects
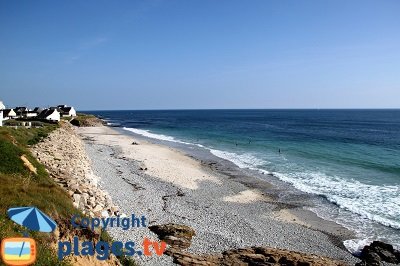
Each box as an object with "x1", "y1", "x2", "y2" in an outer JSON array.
[
  {"x1": 3, "y1": 109, "x2": 17, "y2": 120},
  {"x1": 57, "y1": 105, "x2": 76, "y2": 117},
  {"x1": 25, "y1": 110, "x2": 38, "y2": 118},
  {"x1": 33, "y1": 107, "x2": 44, "y2": 114},
  {"x1": 14, "y1": 106, "x2": 29, "y2": 118},
  {"x1": 37, "y1": 108, "x2": 60, "y2": 122}
]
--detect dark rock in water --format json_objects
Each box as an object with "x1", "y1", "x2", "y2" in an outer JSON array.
[
  {"x1": 374, "y1": 247, "x2": 398, "y2": 264},
  {"x1": 148, "y1": 223, "x2": 196, "y2": 250},
  {"x1": 357, "y1": 241, "x2": 399, "y2": 266},
  {"x1": 131, "y1": 141, "x2": 139, "y2": 145},
  {"x1": 395, "y1": 250, "x2": 400, "y2": 262},
  {"x1": 358, "y1": 247, "x2": 382, "y2": 266},
  {"x1": 370, "y1": 241, "x2": 394, "y2": 253}
]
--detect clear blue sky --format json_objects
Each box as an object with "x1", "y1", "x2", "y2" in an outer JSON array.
[{"x1": 0, "y1": 0, "x2": 399, "y2": 110}]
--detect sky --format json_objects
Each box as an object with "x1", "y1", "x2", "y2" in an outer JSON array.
[{"x1": 0, "y1": 0, "x2": 399, "y2": 110}]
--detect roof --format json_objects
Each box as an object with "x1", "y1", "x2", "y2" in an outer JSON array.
[
  {"x1": 3, "y1": 109, "x2": 16, "y2": 118},
  {"x1": 33, "y1": 107, "x2": 44, "y2": 113},
  {"x1": 59, "y1": 106, "x2": 73, "y2": 112},
  {"x1": 49, "y1": 106, "x2": 62, "y2": 111},
  {"x1": 15, "y1": 106, "x2": 28, "y2": 111},
  {"x1": 37, "y1": 109, "x2": 59, "y2": 119}
]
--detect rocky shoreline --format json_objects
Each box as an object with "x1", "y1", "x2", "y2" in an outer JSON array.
[{"x1": 32, "y1": 122, "x2": 121, "y2": 218}]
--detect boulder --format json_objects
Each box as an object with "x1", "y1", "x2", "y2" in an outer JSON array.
[
  {"x1": 73, "y1": 194, "x2": 81, "y2": 204},
  {"x1": 81, "y1": 193, "x2": 89, "y2": 204},
  {"x1": 149, "y1": 223, "x2": 196, "y2": 250},
  {"x1": 357, "y1": 241, "x2": 399, "y2": 265},
  {"x1": 370, "y1": 241, "x2": 397, "y2": 263},
  {"x1": 395, "y1": 250, "x2": 400, "y2": 262}
]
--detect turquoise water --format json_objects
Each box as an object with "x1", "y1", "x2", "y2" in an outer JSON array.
[{"x1": 89, "y1": 109, "x2": 400, "y2": 251}]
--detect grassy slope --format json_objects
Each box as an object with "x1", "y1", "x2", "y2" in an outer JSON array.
[{"x1": 0, "y1": 124, "x2": 77, "y2": 265}]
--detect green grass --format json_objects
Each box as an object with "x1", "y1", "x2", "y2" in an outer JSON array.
[
  {"x1": 0, "y1": 125, "x2": 59, "y2": 184},
  {"x1": 0, "y1": 125, "x2": 77, "y2": 265},
  {"x1": 0, "y1": 140, "x2": 27, "y2": 174}
]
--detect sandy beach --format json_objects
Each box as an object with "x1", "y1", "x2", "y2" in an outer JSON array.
[{"x1": 76, "y1": 125, "x2": 358, "y2": 265}]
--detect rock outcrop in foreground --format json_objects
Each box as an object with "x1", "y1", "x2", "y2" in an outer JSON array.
[
  {"x1": 169, "y1": 247, "x2": 348, "y2": 266},
  {"x1": 356, "y1": 241, "x2": 400, "y2": 266},
  {"x1": 32, "y1": 122, "x2": 119, "y2": 217},
  {"x1": 149, "y1": 223, "x2": 196, "y2": 250},
  {"x1": 149, "y1": 223, "x2": 347, "y2": 266}
]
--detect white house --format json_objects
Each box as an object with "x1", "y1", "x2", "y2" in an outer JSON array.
[
  {"x1": 57, "y1": 105, "x2": 77, "y2": 117},
  {"x1": 3, "y1": 109, "x2": 17, "y2": 120},
  {"x1": 25, "y1": 111, "x2": 38, "y2": 118},
  {"x1": 14, "y1": 107, "x2": 28, "y2": 118},
  {"x1": 37, "y1": 109, "x2": 60, "y2": 122}
]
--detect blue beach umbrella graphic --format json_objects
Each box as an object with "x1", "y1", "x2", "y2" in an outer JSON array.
[{"x1": 7, "y1": 207, "x2": 57, "y2": 233}]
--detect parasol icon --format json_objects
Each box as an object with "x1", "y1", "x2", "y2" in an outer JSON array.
[{"x1": 7, "y1": 207, "x2": 57, "y2": 233}]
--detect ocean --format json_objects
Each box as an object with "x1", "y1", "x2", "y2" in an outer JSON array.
[{"x1": 87, "y1": 109, "x2": 400, "y2": 252}]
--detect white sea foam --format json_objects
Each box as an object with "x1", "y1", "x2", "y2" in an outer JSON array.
[
  {"x1": 344, "y1": 237, "x2": 400, "y2": 255},
  {"x1": 209, "y1": 148, "x2": 266, "y2": 169},
  {"x1": 107, "y1": 122, "x2": 120, "y2": 126},
  {"x1": 121, "y1": 126, "x2": 400, "y2": 248},
  {"x1": 343, "y1": 238, "x2": 373, "y2": 255},
  {"x1": 123, "y1": 127, "x2": 267, "y2": 170},
  {"x1": 123, "y1": 127, "x2": 192, "y2": 145},
  {"x1": 272, "y1": 171, "x2": 400, "y2": 230}
]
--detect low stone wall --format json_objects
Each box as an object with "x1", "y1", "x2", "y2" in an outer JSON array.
[{"x1": 32, "y1": 122, "x2": 119, "y2": 217}]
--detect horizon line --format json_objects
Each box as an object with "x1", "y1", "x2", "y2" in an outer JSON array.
[{"x1": 79, "y1": 107, "x2": 400, "y2": 112}]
